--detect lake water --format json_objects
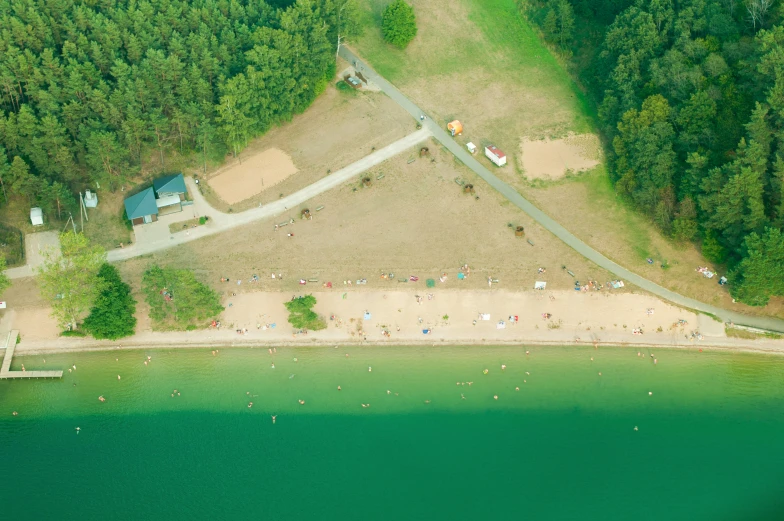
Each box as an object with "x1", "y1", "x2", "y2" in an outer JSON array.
[{"x1": 1, "y1": 345, "x2": 783, "y2": 520}]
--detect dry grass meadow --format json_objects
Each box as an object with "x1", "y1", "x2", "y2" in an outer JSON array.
[{"x1": 117, "y1": 142, "x2": 619, "y2": 308}]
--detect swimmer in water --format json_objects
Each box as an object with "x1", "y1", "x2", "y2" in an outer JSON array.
[
  {"x1": 368, "y1": 366, "x2": 372, "y2": 372},
  {"x1": 272, "y1": 415, "x2": 276, "y2": 424},
  {"x1": 598, "y1": 372, "x2": 602, "y2": 376},
  {"x1": 634, "y1": 426, "x2": 638, "y2": 431},
  {"x1": 73, "y1": 365, "x2": 76, "y2": 370},
  {"x1": 467, "y1": 382, "x2": 473, "y2": 386},
  {"x1": 248, "y1": 402, "x2": 253, "y2": 408},
  {"x1": 12, "y1": 411, "x2": 18, "y2": 416},
  {"x1": 461, "y1": 393, "x2": 466, "y2": 399},
  {"x1": 361, "y1": 404, "x2": 370, "y2": 408},
  {"x1": 338, "y1": 386, "x2": 342, "y2": 391},
  {"x1": 501, "y1": 364, "x2": 506, "y2": 370},
  {"x1": 117, "y1": 375, "x2": 121, "y2": 380},
  {"x1": 483, "y1": 369, "x2": 489, "y2": 375},
  {"x1": 271, "y1": 363, "x2": 275, "y2": 369},
  {"x1": 293, "y1": 358, "x2": 298, "y2": 362},
  {"x1": 515, "y1": 387, "x2": 520, "y2": 391},
  {"x1": 144, "y1": 361, "x2": 148, "y2": 366},
  {"x1": 387, "y1": 390, "x2": 391, "y2": 395},
  {"x1": 424, "y1": 400, "x2": 431, "y2": 404},
  {"x1": 147, "y1": 356, "x2": 151, "y2": 361},
  {"x1": 526, "y1": 350, "x2": 530, "y2": 355},
  {"x1": 494, "y1": 395, "x2": 498, "y2": 400},
  {"x1": 298, "y1": 399, "x2": 305, "y2": 405}
]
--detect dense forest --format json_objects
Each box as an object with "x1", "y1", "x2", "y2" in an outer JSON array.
[
  {"x1": 520, "y1": 0, "x2": 784, "y2": 306},
  {"x1": 0, "y1": 0, "x2": 357, "y2": 216}
]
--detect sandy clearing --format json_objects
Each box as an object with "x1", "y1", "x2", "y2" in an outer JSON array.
[
  {"x1": 208, "y1": 148, "x2": 298, "y2": 205},
  {"x1": 520, "y1": 134, "x2": 601, "y2": 180}
]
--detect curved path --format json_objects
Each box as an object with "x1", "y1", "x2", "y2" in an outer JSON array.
[{"x1": 340, "y1": 46, "x2": 784, "y2": 332}]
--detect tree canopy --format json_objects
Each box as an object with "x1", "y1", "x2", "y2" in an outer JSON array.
[
  {"x1": 36, "y1": 232, "x2": 106, "y2": 330},
  {"x1": 382, "y1": 0, "x2": 417, "y2": 49},
  {"x1": 520, "y1": 0, "x2": 784, "y2": 306},
  {"x1": 82, "y1": 263, "x2": 137, "y2": 340},
  {"x1": 0, "y1": 0, "x2": 356, "y2": 220}
]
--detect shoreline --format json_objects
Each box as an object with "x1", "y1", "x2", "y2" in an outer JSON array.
[
  {"x1": 4, "y1": 289, "x2": 784, "y2": 358},
  {"x1": 9, "y1": 336, "x2": 784, "y2": 357}
]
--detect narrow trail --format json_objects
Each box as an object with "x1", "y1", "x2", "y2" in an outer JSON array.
[{"x1": 339, "y1": 46, "x2": 784, "y2": 333}]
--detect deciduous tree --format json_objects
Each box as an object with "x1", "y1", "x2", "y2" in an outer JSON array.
[
  {"x1": 36, "y1": 232, "x2": 106, "y2": 330},
  {"x1": 382, "y1": 0, "x2": 417, "y2": 49}
]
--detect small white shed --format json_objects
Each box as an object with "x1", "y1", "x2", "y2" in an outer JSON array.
[
  {"x1": 84, "y1": 190, "x2": 98, "y2": 208},
  {"x1": 485, "y1": 145, "x2": 507, "y2": 167},
  {"x1": 30, "y1": 207, "x2": 43, "y2": 226},
  {"x1": 466, "y1": 142, "x2": 477, "y2": 154}
]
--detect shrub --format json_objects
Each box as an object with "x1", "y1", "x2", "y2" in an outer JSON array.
[
  {"x1": 382, "y1": 0, "x2": 417, "y2": 49},
  {"x1": 284, "y1": 295, "x2": 326, "y2": 330},
  {"x1": 142, "y1": 265, "x2": 224, "y2": 330}
]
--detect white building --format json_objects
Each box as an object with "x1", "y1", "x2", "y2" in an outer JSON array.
[
  {"x1": 84, "y1": 190, "x2": 98, "y2": 208},
  {"x1": 30, "y1": 207, "x2": 43, "y2": 226},
  {"x1": 485, "y1": 145, "x2": 507, "y2": 167}
]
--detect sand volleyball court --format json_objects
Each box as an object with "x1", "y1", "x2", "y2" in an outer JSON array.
[
  {"x1": 520, "y1": 134, "x2": 601, "y2": 180},
  {"x1": 209, "y1": 148, "x2": 297, "y2": 204}
]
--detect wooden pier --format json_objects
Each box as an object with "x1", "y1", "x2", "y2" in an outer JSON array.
[{"x1": 0, "y1": 330, "x2": 63, "y2": 379}]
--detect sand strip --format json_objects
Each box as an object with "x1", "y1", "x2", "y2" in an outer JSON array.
[{"x1": 5, "y1": 290, "x2": 784, "y2": 355}]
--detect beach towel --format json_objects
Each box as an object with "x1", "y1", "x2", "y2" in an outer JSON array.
[
  {"x1": 480, "y1": 313, "x2": 490, "y2": 320},
  {"x1": 457, "y1": 272, "x2": 465, "y2": 280},
  {"x1": 534, "y1": 281, "x2": 546, "y2": 290},
  {"x1": 363, "y1": 312, "x2": 372, "y2": 320}
]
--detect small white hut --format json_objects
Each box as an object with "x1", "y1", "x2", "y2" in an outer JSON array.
[
  {"x1": 84, "y1": 190, "x2": 98, "y2": 208},
  {"x1": 30, "y1": 207, "x2": 43, "y2": 226}
]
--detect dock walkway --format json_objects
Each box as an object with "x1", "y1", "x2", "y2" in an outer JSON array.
[{"x1": 0, "y1": 331, "x2": 63, "y2": 379}]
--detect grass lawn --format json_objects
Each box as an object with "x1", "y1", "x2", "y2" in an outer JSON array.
[
  {"x1": 354, "y1": 0, "x2": 594, "y2": 143},
  {"x1": 81, "y1": 190, "x2": 134, "y2": 250}
]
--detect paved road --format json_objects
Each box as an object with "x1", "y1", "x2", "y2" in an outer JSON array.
[{"x1": 340, "y1": 46, "x2": 784, "y2": 332}]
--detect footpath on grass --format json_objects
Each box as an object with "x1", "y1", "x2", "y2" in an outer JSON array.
[{"x1": 338, "y1": 46, "x2": 784, "y2": 333}]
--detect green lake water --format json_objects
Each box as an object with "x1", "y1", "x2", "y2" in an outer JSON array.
[{"x1": 1, "y1": 345, "x2": 783, "y2": 520}]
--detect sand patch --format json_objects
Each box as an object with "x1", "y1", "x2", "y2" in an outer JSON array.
[
  {"x1": 520, "y1": 134, "x2": 601, "y2": 180},
  {"x1": 209, "y1": 148, "x2": 297, "y2": 205}
]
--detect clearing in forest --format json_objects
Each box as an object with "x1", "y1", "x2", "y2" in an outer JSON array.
[
  {"x1": 519, "y1": 134, "x2": 601, "y2": 180},
  {"x1": 208, "y1": 148, "x2": 298, "y2": 205}
]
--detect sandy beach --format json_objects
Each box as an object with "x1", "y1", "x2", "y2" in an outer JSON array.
[{"x1": 3, "y1": 289, "x2": 784, "y2": 356}]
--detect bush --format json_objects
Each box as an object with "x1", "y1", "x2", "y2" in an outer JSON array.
[
  {"x1": 83, "y1": 264, "x2": 137, "y2": 340},
  {"x1": 142, "y1": 265, "x2": 224, "y2": 330},
  {"x1": 199, "y1": 216, "x2": 208, "y2": 225},
  {"x1": 284, "y1": 295, "x2": 326, "y2": 330},
  {"x1": 382, "y1": 0, "x2": 417, "y2": 49}
]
